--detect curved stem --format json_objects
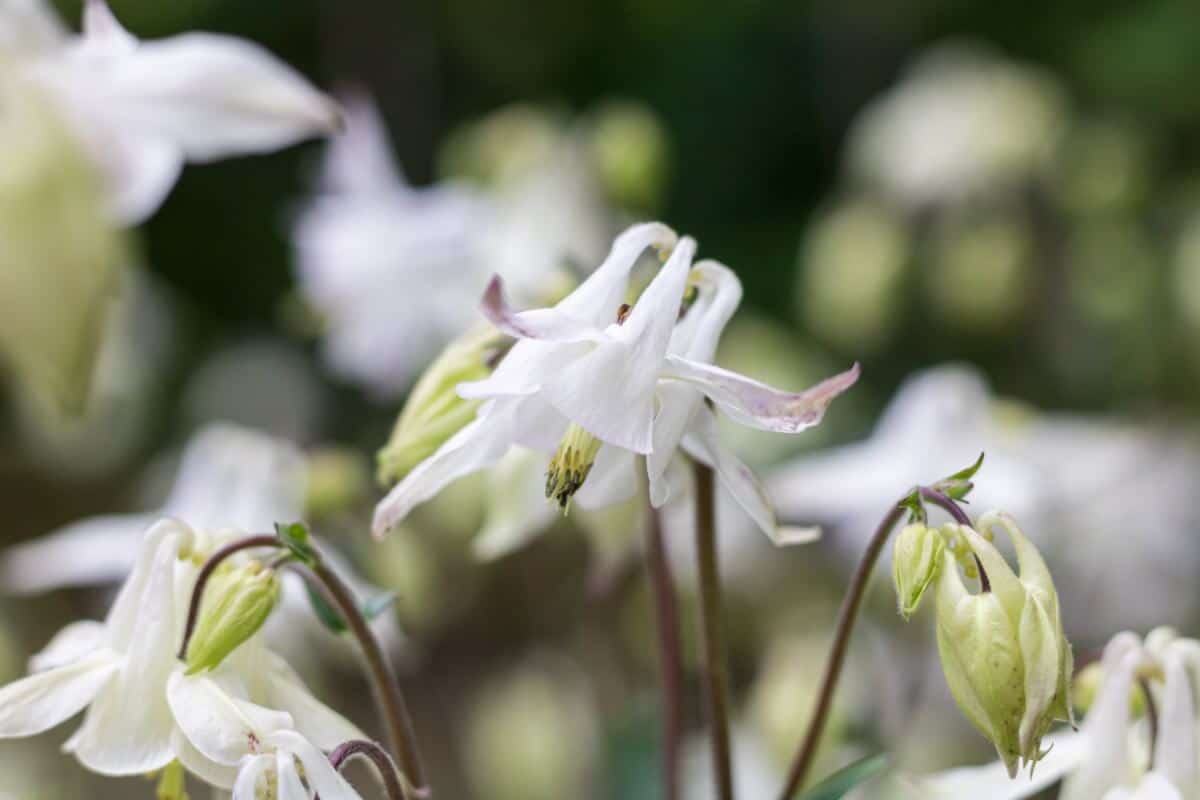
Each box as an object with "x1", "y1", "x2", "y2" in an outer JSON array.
[
  {"x1": 693, "y1": 461, "x2": 734, "y2": 800},
  {"x1": 330, "y1": 739, "x2": 407, "y2": 800},
  {"x1": 645, "y1": 501, "x2": 684, "y2": 800},
  {"x1": 177, "y1": 534, "x2": 281, "y2": 661},
  {"x1": 1139, "y1": 678, "x2": 1159, "y2": 764},
  {"x1": 287, "y1": 562, "x2": 431, "y2": 798},
  {"x1": 775, "y1": 500, "x2": 906, "y2": 799}
]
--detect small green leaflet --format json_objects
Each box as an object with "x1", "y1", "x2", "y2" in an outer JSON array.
[
  {"x1": 305, "y1": 583, "x2": 397, "y2": 634},
  {"x1": 933, "y1": 452, "x2": 985, "y2": 501},
  {"x1": 797, "y1": 754, "x2": 889, "y2": 800},
  {"x1": 274, "y1": 521, "x2": 317, "y2": 565},
  {"x1": 898, "y1": 489, "x2": 926, "y2": 524}
]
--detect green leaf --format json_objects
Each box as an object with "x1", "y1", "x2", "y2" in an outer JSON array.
[
  {"x1": 304, "y1": 583, "x2": 397, "y2": 635},
  {"x1": 274, "y1": 521, "x2": 317, "y2": 565},
  {"x1": 797, "y1": 754, "x2": 889, "y2": 800},
  {"x1": 946, "y1": 452, "x2": 985, "y2": 482},
  {"x1": 933, "y1": 453, "x2": 985, "y2": 502},
  {"x1": 898, "y1": 490, "x2": 926, "y2": 524}
]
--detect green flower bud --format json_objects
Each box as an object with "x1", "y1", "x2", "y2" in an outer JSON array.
[
  {"x1": 934, "y1": 512, "x2": 1073, "y2": 777},
  {"x1": 377, "y1": 324, "x2": 505, "y2": 486},
  {"x1": 185, "y1": 561, "x2": 280, "y2": 675},
  {"x1": 587, "y1": 101, "x2": 670, "y2": 213},
  {"x1": 892, "y1": 522, "x2": 944, "y2": 620},
  {"x1": 304, "y1": 446, "x2": 370, "y2": 519}
]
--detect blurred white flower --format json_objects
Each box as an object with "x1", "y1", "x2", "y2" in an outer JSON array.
[
  {"x1": 292, "y1": 92, "x2": 611, "y2": 396},
  {"x1": 847, "y1": 44, "x2": 1065, "y2": 208},
  {"x1": 372, "y1": 222, "x2": 859, "y2": 544},
  {"x1": 767, "y1": 363, "x2": 1200, "y2": 637},
  {"x1": 916, "y1": 628, "x2": 1200, "y2": 800},
  {"x1": 5, "y1": 0, "x2": 340, "y2": 224}
]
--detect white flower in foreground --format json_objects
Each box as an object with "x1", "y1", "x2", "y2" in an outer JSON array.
[
  {"x1": 0, "y1": 518, "x2": 359, "y2": 779},
  {"x1": 6, "y1": 0, "x2": 340, "y2": 223},
  {"x1": 292, "y1": 92, "x2": 610, "y2": 395},
  {"x1": 373, "y1": 222, "x2": 859, "y2": 543},
  {"x1": 915, "y1": 628, "x2": 1200, "y2": 800}
]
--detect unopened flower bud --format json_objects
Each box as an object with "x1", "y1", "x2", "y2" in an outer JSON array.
[
  {"x1": 377, "y1": 324, "x2": 505, "y2": 486},
  {"x1": 893, "y1": 522, "x2": 944, "y2": 620},
  {"x1": 934, "y1": 511, "x2": 1073, "y2": 777},
  {"x1": 185, "y1": 561, "x2": 280, "y2": 675},
  {"x1": 305, "y1": 447, "x2": 369, "y2": 519}
]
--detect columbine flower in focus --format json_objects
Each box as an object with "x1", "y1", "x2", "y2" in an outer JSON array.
[
  {"x1": 292, "y1": 92, "x2": 611, "y2": 395},
  {"x1": 933, "y1": 511, "x2": 1073, "y2": 777},
  {"x1": 918, "y1": 627, "x2": 1200, "y2": 800},
  {"x1": 0, "y1": 519, "x2": 359, "y2": 780},
  {"x1": 4, "y1": 0, "x2": 340, "y2": 224},
  {"x1": 373, "y1": 222, "x2": 859, "y2": 544}
]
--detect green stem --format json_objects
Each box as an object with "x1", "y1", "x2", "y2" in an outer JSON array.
[
  {"x1": 693, "y1": 460, "x2": 735, "y2": 800},
  {"x1": 289, "y1": 561, "x2": 430, "y2": 798}
]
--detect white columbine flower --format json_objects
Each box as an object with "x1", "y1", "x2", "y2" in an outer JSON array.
[
  {"x1": 916, "y1": 628, "x2": 1200, "y2": 800},
  {"x1": 6, "y1": 0, "x2": 340, "y2": 224},
  {"x1": 373, "y1": 222, "x2": 859, "y2": 543},
  {"x1": 0, "y1": 518, "x2": 359, "y2": 779},
  {"x1": 292, "y1": 92, "x2": 610, "y2": 395}
]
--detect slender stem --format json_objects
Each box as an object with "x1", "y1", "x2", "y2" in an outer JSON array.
[
  {"x1": 330, "y1": 739, "x2": 407, "y2": 800},
  {"x1": 177, "y1": 534, "x2": 281, "y2": 661},
  {"x1": 693, "y1": 460, "x2": 734, "y2": 800},
  {"x1": 288, "y1": 562, "x2": 431, "y2": 798},
  {"x1": 775, "y1": 501, "x2": 906, "y2": 800},
  {"x1": 644, "y1": 501, "x2": 684, "y2": 800}
]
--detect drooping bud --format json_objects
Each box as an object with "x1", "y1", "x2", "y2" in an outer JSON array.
[
  {"x1": 892, "y1": 522, "x2": 944, "y2": 620},
  {"x1": 934, "y1": 512, "x2": 1073, "y2": 777},
  {"x1": 377, "y1": 324, "x2": 505, "y2": 486},
  {"x1": 184, "y1": 560, "x2": 281, "y2": 675},
  {"x1": 545, "y1": 423, "x2": 603, "y2": 512}
]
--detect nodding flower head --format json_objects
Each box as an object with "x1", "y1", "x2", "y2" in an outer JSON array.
[
  {"x1": 892, "y1": 522, "x2": 945, "y2": 620},
  {"x1": 934, "y1": 512, "x2": 1073, "y2": 777}
]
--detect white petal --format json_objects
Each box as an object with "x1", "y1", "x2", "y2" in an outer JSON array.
[
  {"x1": 232, "y1": 754, "x2": 273, "y2": 800},
  {"x1": 164, "y1": 423, "x2": 307, "y2": 534},
  {"x1": 271, "y1": 729, "x2": 363, "y2": 799},
  {"x1": 30, "y1": 621, "x2": 107, "y2": 671},
  {"x1": 68, "y1": 521, "x2": 189, "y2": 775},
  {"x1": 80, "y1": 0, "x2": 136, "y2": 56},
  {"x1": 174, "y1": 726, "x2": 239, "y2": 790},
  {"x1": 371, "y1": 400, "x2": 517, "y2": 537},
  {"x1": 647, "y1": 382, "x2": 701, "y2": 507},
  {"x1": 0, "y1": 513, "x2": 153, "y2": 594},
  {"x1": 554, "y1": 222, "x2": 677, "y2": 326},
  {"x1": 319, "y1": 89, "x2": 404, "y2": 192},
  {"x1": 0, "y1": 0, "x2": 64, "y2": 54},
  {"x1": 276, "y1": 748, "x2": 312, "y2": 800},
  {"x1": 96, "y1": 33, "x2": 340, "y2": 162},
  {"x1": 95, "y1": 131, "x2": 183, "y2": 224},
  {"x1": 0, "y1": 650, "x2": 117, "y2": 737},
  {"x1": 573, "y1": 444, "x2": 638, "y2": 510},
  {"x1": 681, "y1": 405, "x2": 789, "y2": 544},
  {"x1": 168, "y1": 671, "x2": 294, "y2": 767},
  {"x1": 920, "y1": 728, "x2": 1088, "y2": 799},
  {"x1": 1060, "y1": 650, "x2": 1142, "y2": 800},
  {"x1": 661, "y1": 358, "x2": 861, "y2": 433},
  {"x1": 260, "y1": 652, "x2": 361, "y2": 751},
  {"x1": 479, "y1": 274, "x2": 605, "y2": 343},
  {"x1": 1103, "y1": 774, "x2": 1184, "y2": 800},
  {"x1": 1155, "y1": 650, "x2": 1197, "y2": 795},
  {"x1": 669, "y1": 259, "x2": 742, "y2": 362}
]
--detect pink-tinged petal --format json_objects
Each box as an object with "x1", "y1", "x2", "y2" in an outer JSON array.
[
  {"x1": 479, "y1": 274, "x2": 604, "y2": 343},
  {"x1": 372, "y1": 400, "x2": 516, "y2": 537},
  {"x1": 681, "y1": 405, "x2": 797, "y2": 545},
  {"x1": 29, "y1": 621, "x2": 107, "y2": 672},
  {"x1": 553, "y1": 221, "x2": 677, "y2": 326},
  {"x1": 320, "y1": 88, "x2": 405, "y2": 193},
  {"x1": 662, "y1": 358, "x2": 861, "y2": 434},
  {"x1": 0, "y1": 650, "x2": 117, "y2": 737},
  {"x1": 0, "y1": 514, "x2": 151, "y2": 594}
]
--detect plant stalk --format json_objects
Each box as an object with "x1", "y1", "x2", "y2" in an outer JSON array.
[
  {"x1": 330, "y1": 739, "x2": 408, "y2": 800},
  {"x1": 645, "y1": 501, "x2": 684, "y2": 800}
]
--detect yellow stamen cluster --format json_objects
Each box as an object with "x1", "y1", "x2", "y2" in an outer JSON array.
[{"x1": 545, "y1": 424, "x2": 603, "y2": 513}]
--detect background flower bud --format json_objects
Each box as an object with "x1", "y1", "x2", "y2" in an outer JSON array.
[
  {"x1": 893, "y1": 522, "x2": 944, "y2": 619},
  {"x1": 377, "y1": 324, "x2": 504, "y2": 486},
  {"x1": 185, "y1": 561, "x2": 281, "y2": 675}
]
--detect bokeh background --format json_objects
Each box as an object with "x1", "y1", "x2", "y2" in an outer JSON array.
[{"x1": 4, "y1": 0, "x2": 1200, "y2": 796}]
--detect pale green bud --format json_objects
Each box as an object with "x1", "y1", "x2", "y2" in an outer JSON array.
[
  {"x1": 892, "y1": 522, "x2": 944, "y2": 620},
  {"x1": 587, "y1": 101, "x2": 670, "y2": 212},
  {"x1": 377, "y1": 324, "x2": 505, "y2": 486},
  {"x1": 185, "y1": 561, "x2": 280, "y2": 675},
  {"x1": 934, "y1": 512, "x2": 1073, "y2": 777},
  {"x1": 0, "y1": 69, "x2": 127, "y2": 415}
]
